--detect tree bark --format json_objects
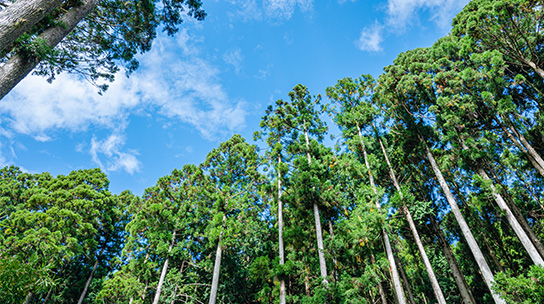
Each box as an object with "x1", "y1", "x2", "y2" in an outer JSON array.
[
  {"x1": 153, "y1": 230, "x2": 177, "y2": 304},
  {"x1": 476, "y1": 168, "x2": 544, "y2": 265},
  {"x1": 377, "y1": 136, "x2": 447, "y2": 304},
  {"x1": 371, "y1": 252, "x2": 388, "y2": 304},
  {"x1": 459, "y1": 139, "x2": 544, "y2": 265},
  {"x1": 392, "y1": 239, "x2": 416, "y2": 304},
  {"x1": 357, "y1": 124, "x2": 406, "y2": 304},
  {"x1": 421, "y1": 140, "x2": 505, "y2": 304},
  {"x1": 496, "y1": 115, "x2": 544, "y2": 177},
  {"x1": 277, "y1": 156, "x2": 286, "y2": 304},
  {"x1": 76, "y1": 259, "x2": 99, "y2": 304},
  {"x1": 0, "y1": 0, "x2": 64, "y2": 53},
  {"x1": 431, "y1": 216, "x2": 477, "y2": 304},
  {"x1": 489, "y1": 166, "x2": 544, "y2": 259},
  {"x1": 0, "y1": 0, "x2": 98, "y2": 100},
  {"x1": 303, "y1": 123, "x2": 328, "y2": 285},
  {"x1": 209, "y1": 215, "x2": 226, "y2": 304}
]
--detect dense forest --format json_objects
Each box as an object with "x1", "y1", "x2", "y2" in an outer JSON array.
[{"x1": 2, "y1": 0, "x2": 544, "y2": 303}]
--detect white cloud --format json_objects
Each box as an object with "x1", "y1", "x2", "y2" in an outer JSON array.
[
  {"x1": 355, "y1": 0, "x2": 470, "y2": 52},
  {"x1": 0, "y1": 73, "x2": 137, "y2": 141},
  {"x1": 0, "y1": 28, "x2": 247, "y2": 172},
  {"x1": 90, "y1": 133, "x2": 141, "y2": 174},
  {"x1": 223, "y1": 48, "x2": 244, "y2": 73},
  {"x1": 226, "y1": 0, "x2": 313, "y2": 21},
  {"x1": 386, "y1": 0, "x2": 470, "y2": 30},
  {"x1": 356, "y1": 23, "x2": 384, "y2": 52}
]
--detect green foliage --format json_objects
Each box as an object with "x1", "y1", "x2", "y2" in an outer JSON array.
[{"x1": 493, "y1": 265, "x2": 544, "y2": 304}]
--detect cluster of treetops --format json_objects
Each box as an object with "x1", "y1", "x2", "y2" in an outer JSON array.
[{"x1": 2, "y1": 0, "x2": 544, "y2": 303}]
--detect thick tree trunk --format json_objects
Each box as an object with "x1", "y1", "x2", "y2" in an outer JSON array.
[
  {"x1": 431, "y1": 216, "x2": 477, "y2": 304},
  {"x1": 357, "y1": 124, "x2": 405, "y2": 304},
  {"x1": 0, "y1": 0, "x2": 64, "y2": 53},
  {"x1": 153, "y1": 230, "x2": 177, "y2": 304},
  {"x1": 209, "y1": 215, "x2": 226, "y2": 304},
  {"x1": 303, "y1": 124, "x2": 328, "y2": 285},
  {"x1": 377, "y1": 136, "x2": 447, "y2": 304},
  {"x1": 0, "y1": 0, "x2": 98, "y2": 100},
  {"x1": 422, "y1": 140, "x2": 505, "y2": 304},
  {"x1": 277, "y1": 156, "x2": 286, "y2": 304},
  {"x1": 392, "y1": 240, "x2": 416, "y2": 304}
]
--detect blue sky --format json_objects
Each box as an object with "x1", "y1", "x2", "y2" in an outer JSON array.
[{"x1": 0, "y1": 0, "x2": 470, "y2": 195}]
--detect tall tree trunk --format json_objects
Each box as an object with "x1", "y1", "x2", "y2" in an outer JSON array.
[
  {"x1": 277, "y1": 156, "x2": 286, "y2": 304},
  {"x1": 430, "y1": 216, "x2": 477, "y2": 304},
  {"x1": 459, "y1": 139, "x2": 544, "y2": 265},
  {"x1": 153, "y1": 230, "x2": 177, "y2": 304},
  {"x1": 77, "y1": 247, "x2": 105, "y2": 304},
  {"x1": 392, "y1": 240, "x2": 417, "y2": 304},
  {"x1": 0, "y1": 0, "x2": 98, "y2": 100},
  {"x1": 371, "y1": 252, "x2": 388, "y2": 304},
  {"x1": 496, "y1": 115, "x2": 544, "y2": 177},
  {"x1": 23, "y1": 292, "x2": 33, "y2": 304},
  {"x1": 357, "y1": 124, "x2": 406, "y2": 304},
  {"x1": 522, "y1": 57, "x2": 544, "y2": 81},
  {"x1": 76, "y1": 260, "x2": 99, "y2": 304},
  {"x1": 328, "y1": 220, "x2": 338, "y2": 281},
  {"x1": 421, "y1": 139, "x2": 505, "y2": 304},
  {"x1": 487, "y1": 163, "x2": 544, "y2": 259},
  {"x1": 209, "y1": 214, "x2": 226, "y2": 304},
  {"x1": 303, "y1": 123, "x2": 328, "y2": 285},
  {"x1": 0, "y1": 0, "x2": 64, "y2": 53},
  {"x1": 377, "y1": 136, "x2": 447, "y2": 304},
  {"x1": 477, "y1": 168, "x2": 544, "y2": 264}
]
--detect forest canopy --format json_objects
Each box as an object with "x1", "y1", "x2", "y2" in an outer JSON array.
[{"x1": 1, "y1": 0, "x2": 544, "y2": 303}]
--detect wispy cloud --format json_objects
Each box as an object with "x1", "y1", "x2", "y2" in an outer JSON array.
[
  {"x1": 226, "y1": 0, "x2": 313, "y2": 21},
  {"x1": 356, "y1": 23, "x2": 384, "y2": 52},
  {"x1": 386, "y1": 0, "x2": 469, "y2": 30},
  {"x1": 356, "y1": 0, "x2": 470, "y2": 53},
  {"x1": 90, "y1": 132, "x2": 141, "y2": 174},
  {"x1": 223, "y1": 48, "x2": 244, "y2": 73},
  {"x1": 0, "y1": 29, "x2": 247, "y2": 173}
]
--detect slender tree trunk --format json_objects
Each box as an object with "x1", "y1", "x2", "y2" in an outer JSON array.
[
  {"x1": 477, "y1": 168, "x2": 544, "y2": 265},
  {"x1": 421, "y1": 140, "x2": 505, "y2": 304},
  {"x1": 141, "y1": 279, "x2": 149, "y2": 301},
  {"x1": 522, "y1": 57, "x2": 544, "y2": 81},
  {"x1": 357, "y1": 124, "x2": 405, "y2": 304},
  {"x1": 431, "y1": 216, "x2": 477, "y2": 304},
  {"x1": 277, "y1": 156, "x2": 286, "y2": 304},
  {"x1": 0, "y1": 0, "x2": 98, "y2": 100},
  {"x1": 377, "y1": 136, "x2": 447, "y2": 304},
  {"x1": 328, "y1": 220, "x2": 339, "y2": 281},
  {"x1": 392, "y1": 240, "x2": 416, "y2": 304},
  {"x1": 23, "y1": 292, "x2": 33, "y2": 304},
  {"x1": 77, "y1": 247, "x2": 106, "y2": 304},
  {"x1": 303, "y1": 123, "x2": 328, "y2": 285},
  {"x1": 0, "y1": 0, "x2": 65, "y2": 53},
  {"x1": 496, "y1": 116, "x2": 544, "y2": 177},
  {"x1": 487, "y1": 162, "x2": 544, "y2": 259},
  {"x1": 153, "y1": 230, "x2": 177, "y2": 304},
  {"x1": 77, "y1": 259, "x2": 99, "y2": 304},
  {"x1": 371, "y1": 252, "x2": 388, "y2": 304},
  {"x1": 209, "y1": 214, "x2": 226, "y2": 304},
  {"x1": 459, "y1": 139, "x2": 544, "y2": 265}
]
